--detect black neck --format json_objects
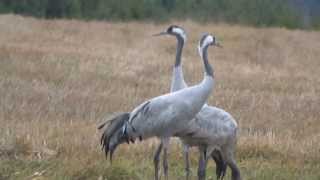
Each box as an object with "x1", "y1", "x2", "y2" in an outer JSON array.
[
  {"x1": 174, "y1": 36, "x2": 184, "y2": 67},
  {"x1": 202, "y1": 45, "x2": 214, "y2": 77}
]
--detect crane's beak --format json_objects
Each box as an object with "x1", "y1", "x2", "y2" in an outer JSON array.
[{"x1": 152, "y1": 31, "x2": 168, "y2": 36}]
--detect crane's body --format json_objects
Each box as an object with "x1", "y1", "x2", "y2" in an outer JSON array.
[
  {"x1": 99, "y1": 27, "x2": 241, "y2": 180},
  {"x1": 101, "y1": 29, "x2": 217, "y2": 180},
  {"x1": 125, "y1": 76, "x2": 213, "y2": 140},
  {"x1": 179, "y1": 106, "x2": 237, "y2": 147}
]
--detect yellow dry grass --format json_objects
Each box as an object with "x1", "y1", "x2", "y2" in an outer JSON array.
[{"x1": 0, "y1": 14, "x2": 320, "y2": 179}]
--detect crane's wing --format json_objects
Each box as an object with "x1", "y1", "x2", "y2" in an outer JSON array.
[
  {"x1": 129, "y1": 101, "x2": 150, "y2": 124},
  {"x1": 99, "y1": 112, "x2": 130, "y2": 161}
]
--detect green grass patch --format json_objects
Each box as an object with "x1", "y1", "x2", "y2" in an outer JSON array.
[{"x1": 1, "y1": 153, "x2": 320, "y2": 180}]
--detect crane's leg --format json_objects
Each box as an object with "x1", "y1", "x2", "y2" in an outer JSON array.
[
  {"x1": 183, "y1": 145, "x2": 191, "y2": 180},
  {"x1": 227, "y1": 157, "x2": 240, "y2": 180},
  {"x1": 162, "y1": 138, "x2": 170, "y2": 180},
  {"x1": 154, "y1": 142, "x2": 163, "y2": 180},
  {"x1": 197, "y1": 149, "x2": 208, "y2": 180}
]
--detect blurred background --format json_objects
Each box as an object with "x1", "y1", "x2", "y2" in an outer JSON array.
[{"x1": 0, "y1": 0, "x2": 320, "y2": 29}]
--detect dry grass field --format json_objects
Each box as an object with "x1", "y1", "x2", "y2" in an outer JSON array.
[{"x1": 0, "y1": 14, "x2": 320, "y2": 180}]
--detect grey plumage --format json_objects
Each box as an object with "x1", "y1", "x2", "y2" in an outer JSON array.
[
  {"x1": 154, "y1": 26, "x2": 225, "y2": 180},
  {"x1": 99, "y1": 26, "x2": 240, "y2": 180},
  {"x1": 120, "y1": 29, "x2": 215, "y2": 143},
  {"x1": 123, "y1": 77, "x2": 214, "y2": 140},
  {"x1": 181, "y1": 106, "x2": 240, "y2": 180},
  {"x1": 100, "y1": 26, "x2": 215, "y2": 180},
  {"x1": 155, "y1": 26, "x2": 241, "y2": 180}
]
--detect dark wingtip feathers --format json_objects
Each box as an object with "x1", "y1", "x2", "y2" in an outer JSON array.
[
  {"x1": 99, "y1": 112, "x2": 130, "y2": 161},
  {"x1": 212, "y1": 150, "x2": 227, "y2": 180},
  {"x1": 97, "y1": 121, "x2": 109, "y2": 130}
]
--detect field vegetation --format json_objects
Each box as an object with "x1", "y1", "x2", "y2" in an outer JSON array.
[
  {"x1": 0, "y1": 15, "x2": 320, "y2": 179},
  {"x1": 1, "y1": 0, "x2": 320, "y2": 29}
]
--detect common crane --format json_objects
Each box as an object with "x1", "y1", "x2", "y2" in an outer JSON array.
[
  {"x1": 99, "y1": 30, "x2": 240, "y2": 180},
  {"x1": 154, "y1": 26, "x2": 241, "y2": 180},
  {"x1": 100, "y1": 33, "x2": 217, "y2": 180}
]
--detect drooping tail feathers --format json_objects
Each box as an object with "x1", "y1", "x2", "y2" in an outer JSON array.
[
  {"x1": 212, "y1": 150, "x2": 227, "y2": 180},
  {"x1": 98, "y1": 112, "x2": 130, "y2": 163}
]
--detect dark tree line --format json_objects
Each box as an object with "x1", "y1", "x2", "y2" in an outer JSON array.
[{"x1": 0, "y1": 0, "x2": 319, "y2": 29}]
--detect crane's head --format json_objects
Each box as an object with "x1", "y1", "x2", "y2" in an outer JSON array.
[
  {"x1": 198, "y1": 33, "x2": 222, "y2": 58},
  {"x1": 153, "y1": 25, "x2": 187, "y2": 42}
]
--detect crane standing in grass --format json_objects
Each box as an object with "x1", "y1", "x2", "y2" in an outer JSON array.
[
  {"x1": 100, "y1": 33, "x2": 218, "y2": 180},
  {"x1": 153, "y1": 26, "x2": 241, "y2": 180}
]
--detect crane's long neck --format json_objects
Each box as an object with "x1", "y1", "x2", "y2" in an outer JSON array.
[
  {"x1": 171, "y1": 36, "x2": 187, "y2": 92},
  {"x1": 193, "y1": 45, "x2": 214, "y2": 108},
  {"x1": 202, "y1": 45, "x2": 214, "y2": 77},
  {"x1": 174, "y1": 37, "x2": 184, "y2": 67}
]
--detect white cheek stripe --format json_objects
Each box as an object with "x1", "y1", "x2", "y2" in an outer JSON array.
[
  {"x1": 198, "y1": 35, "x2": 213, "y2": 58},
  {"x1": 173, "y1": 27, "x2": 187, "y2": 41},
  {"x1": 203, "y1": 36, "x2": 213, "y2": 47}
]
